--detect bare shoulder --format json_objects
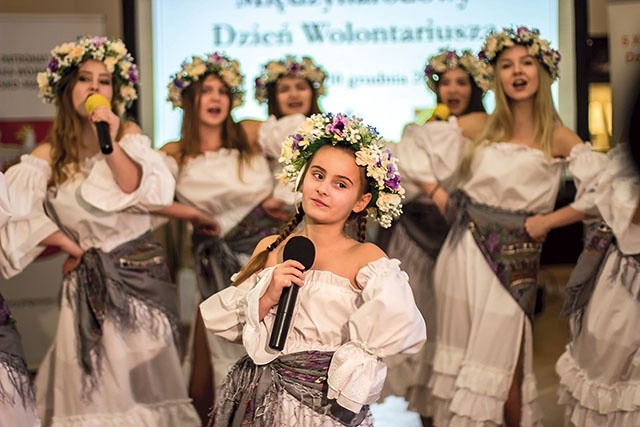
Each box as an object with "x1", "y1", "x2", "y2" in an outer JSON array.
[
  {"x1": 159, "y1": 141, "x2": 182, "y2": 161},
  {"x1": 551, "y1": 123, "x2": 584, "y2": 158},
  {"x1": 240, "y1": 119, "x2": 263, "y2": 148},
  {"x1": 353, "y1": 241, "x2": 388, "y2": 266},
  {"x1": 254, "y1": 234, "x2": 279, "y2": 258},
  {"x1": 31, "y1": 142, "x2": 53, "y2": 162},
  {"x1": 457, "y1": 112, "x2": 488, "y2": 141},
  {"x1": 121, "y1": 120, "x2": 142, "y2": 135}
]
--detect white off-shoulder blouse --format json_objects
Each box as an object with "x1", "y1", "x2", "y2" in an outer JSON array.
[
  {"x1": 0, "y1": 172, "x2": 10, "y2": 228},
  {"x1": 595, "y1": 145, "x2": 640, "y2": 254},
  {"x1": 172, "y1": 149, "x2": 273, "y2": 237},
  {"x1": 200, "y1": 257, "x2": 427, "y2": 414},
  {"x1": 0, "y1": 134, "x2": 175, "y2": 278},
  {"x1": 258, "y1": 114, "x2": 306, "y2": 205}
]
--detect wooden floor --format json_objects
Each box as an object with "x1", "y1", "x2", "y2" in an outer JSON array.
[{"x1": 370, "y1": 264, "x2": 573, "y2": 427}]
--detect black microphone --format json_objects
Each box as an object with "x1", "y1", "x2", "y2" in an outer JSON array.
[
  {"x1": 269, "y1": 235, "x2": 315, "y2": 351},
  {"x1": 85, "y1": 94, "x2": 113, "y2": 155}
]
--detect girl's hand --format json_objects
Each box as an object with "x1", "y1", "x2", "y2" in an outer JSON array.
[
  {"x1": 261, "y1": 197, "x2": 291, "y2": 222},
  {"x1": 260, "y1": 260, "x2": 306, "y2": 313},
  {"x1": 525, "y1": 214, "x2": 550, "y2": 242},
  {"x1": 90, "y1": 105, "x2": 120, "y2": 143},
  {"x1": 62, "y1": 253, "x2": 83, "y2": 275},
  {"x1": 191, "y1": 209, "x2": 220, "y2": 236}
]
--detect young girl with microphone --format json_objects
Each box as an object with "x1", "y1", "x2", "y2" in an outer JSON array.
[
  {"x1": 200, "y1": 113, "x2": 426, "y2": 426},
  {"x1": 0, "y1": 36, "x2": 200, "y2": 426}
]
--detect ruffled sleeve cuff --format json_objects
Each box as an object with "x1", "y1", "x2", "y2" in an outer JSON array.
[
  {"x1": 243, "y1": 266, "x2": 282, "y2": 365},
  {"x1": 80, "y1": 133, "x2": 176, "y2": 212},
  {"x1": 326, "y1": 257, "x2": 426, "y2": 411},
  {"x1": 258, "y1": 114, "x2": 306, "y2": 159},
  {"x1": 567, "y1": 142, "x2": 608, "y2": 215},
  {"x1": 199, "y1": 268, "x2": 270, "y2": 343},
  {"x1": 0, "y1": 155, "x2": 59, "y2": 278},
  {"x1": 327, "y1": 341, "x2": 388, "y2": 413}
]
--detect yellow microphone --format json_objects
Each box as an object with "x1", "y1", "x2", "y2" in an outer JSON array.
[
  {"x1": 85, "y1": 94, "x2": 113, "y2": 154},
  {"x1": 432, "y1": 103, "x2": 451, "y2": 121}
]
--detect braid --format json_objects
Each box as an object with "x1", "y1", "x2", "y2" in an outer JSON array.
[
  {"x1": 232, "y1": 209, "x2": 305, "y2": 286},
  {"x1": 356, "y1": 211, "x2": 368, "y2": 243},
  {"x1": 267, "y1": 208, "x2": 305, "y2": 252}
]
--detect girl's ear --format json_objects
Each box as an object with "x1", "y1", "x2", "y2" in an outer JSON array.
[{"x1": 352, "y1": 192, "x2": 372, "y2": 214}]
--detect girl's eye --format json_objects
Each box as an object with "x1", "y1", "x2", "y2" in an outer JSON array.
[
  {"x1": 312, "y1": 172, "x2": 324, "y2": 180},
  {"x1": 336, "y1": 182, "x2": 347, "y2": 189},
  {"x1": 99, "y1": 79, "x2": 112, "y2": 86},
  {"x1": 78, "y1": 76, "x2": 91, "y2": 82}
]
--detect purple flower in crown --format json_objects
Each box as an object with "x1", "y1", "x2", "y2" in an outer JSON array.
[
  {"x1": 210, "y1": 53, "x2": 223, "y2": 63},
  {"x1": 291, "y1": 134, "x2": 303, "y2": 152},
  {"x1": 326, "y1": 113, "x2": 347, "y2": 137},
  {"x1": 517, "y1": 26, "x2": 529, "y2": 37},
  {"x1": 289, "y1": 62, "x2": 301, "y2": 75},
  {"x1": 92, "y1": 36, "x2": 108, "y2": 47},
  {"x1": 173, "y1": 78, "x2": 185, "y2": 89},
  {"x1": 48, "y1": 57, "x2": 59, "y2": 72},
  {"x1": 129, "y1": 65, "x2": 139, "y2": 84}
]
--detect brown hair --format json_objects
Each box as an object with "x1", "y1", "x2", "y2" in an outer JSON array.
[
  {"x1": 232, "y1": 145, "x2": 370, "y2": 285},
  {"x1": 266, "y1": 78, "x2": 322, "y2": 118},
  {"x1": 177, "y1": 73, "x2": 257, "y2": 171}
]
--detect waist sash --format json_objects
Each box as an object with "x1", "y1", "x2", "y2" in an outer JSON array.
[
  {"x1": 397, "y1": 194, "x2": 450, "y2": 259},
  {"x1": 193, "y1": 204, "x2": 285, "y2": 299},
  {"x1": 209, "y1": 351, "x2": 369, "y2": 427},
  {"x1": 72, "y1": 231, "x2": 180, "y2": 397},
  {"x1": 0, "y1": 294, "x2": 34, "y2": 407},
  {"x1": 447, "y1": 190, "x2": 543, "y2": 322}
]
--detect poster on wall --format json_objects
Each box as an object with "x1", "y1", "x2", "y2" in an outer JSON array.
[
  {"x1": 608, "y1": 1, "x2": 640, "y2": 144},
  {"x1": 0, "y1": 14, "x2": 105, "y2": 170},
  {"x1": 0, "y1": 13, "x2": 105, "y2": 368}
]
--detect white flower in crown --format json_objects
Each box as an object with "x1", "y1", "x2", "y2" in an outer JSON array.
[
  {"x1": 167, "y1": 52, "x2": 245, "y2": 109},
  {"x1": 423, "y1": 49, "x2": 491, "y2": 93},
  {"x1": 479, "y1": 26, "x2": 561, "y2": 84},
  {"x1": 277, "y1": 113, "x2": 404, "y2": 228},
  {"x1": 254, "y1": 55, "x2": 328, "y2": 104},
  {"x1": 37, "y1": 36, "x2": 139, "y2": 109}
]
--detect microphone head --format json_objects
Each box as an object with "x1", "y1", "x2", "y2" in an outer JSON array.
[
  {"x1": 283, "y1": 236, "x2": 315, "y2": 271},
  {"x1": 85, "y1": 93, "x2": 111, "y2": 114},
  {"x1": 432, "y1": 103, "x2": 451, "y2": 121}
]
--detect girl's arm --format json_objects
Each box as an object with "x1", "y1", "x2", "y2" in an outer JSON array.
[
  {"x1": 525, "y1": 206, "x2": 586, "y2": 242},
  {"x1": 155, "y1": 202, "x2": 220, "y2": 236}
]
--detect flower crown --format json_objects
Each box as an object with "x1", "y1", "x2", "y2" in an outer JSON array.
[
  {"x1": 37, "y1": 36, "x2": 139, "y2": 110},
  {"x1": 278, "y1": 113, "x2": 404, "y2": 228},
  {"x1": 254, "y1": 55, "x2": 327, "y2": 104},
  {"x1": 424, "y1": 49, "x2": 492, "y2": 93},
  {"x1": 479, "y1": 26, "x2": 561, "y2": 82},
  {"x1": 167, "y1": 52, "x2": 245, "y2": 109}
]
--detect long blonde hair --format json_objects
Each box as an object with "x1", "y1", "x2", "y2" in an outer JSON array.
[
  {"x1": 47, "y1": 68, "x2": 126, "y2": 187},
  {"x1": 458, "y1": 59, "x2": 559, "y2": 180}
]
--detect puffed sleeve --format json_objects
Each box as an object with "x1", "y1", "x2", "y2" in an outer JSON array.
[
  {"x1": 397, "y1": 117, "x2": 469, "y2": 195},
  {"x1": 595, "y1": 145, "x2": 640, "y2": 253},
  {"x1": 326, "y1": 258, "x2": 426, "y2": 413},
  {"x1": 80, "y1": 133, "x2": 176, "y2": 212},
  {"x1": 259, "y1": 115, "x2": 306, "y2": 205},
  {"x1": 200, "y1": 267, "x2": 276, "y2": 350},
  {"x1": 0, "y1": 172, "x2": 10, "y2": 227},
  {"x1": 567, "y1": 142, "x2": 608, "y2": 216},
  {"x1": 0, "y1": 155, "x2": 59, "y2": 278},
  {"x1": 258, "y1": 114, "x2": 306, "y2": 159}
]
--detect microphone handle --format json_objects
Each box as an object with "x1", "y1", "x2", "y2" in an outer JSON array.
[
  {"x1": 95, "y1": 121, "x2": 113, "y2": 155},
  {"x1": 268, "y1": 284, "x2": 299, "y2": 351}
]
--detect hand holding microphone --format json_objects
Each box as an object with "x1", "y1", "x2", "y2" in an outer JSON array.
[
  {"x1": 269, "y1": 236, "x2": 315, "y2": 351},
  {"x1": 85, "y1": 93, "x2": 114, "y2": 155}
]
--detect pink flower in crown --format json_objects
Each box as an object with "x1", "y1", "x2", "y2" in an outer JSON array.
[{"x1": 326, "y1": 113, "x2": 348, "y2": 137}]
